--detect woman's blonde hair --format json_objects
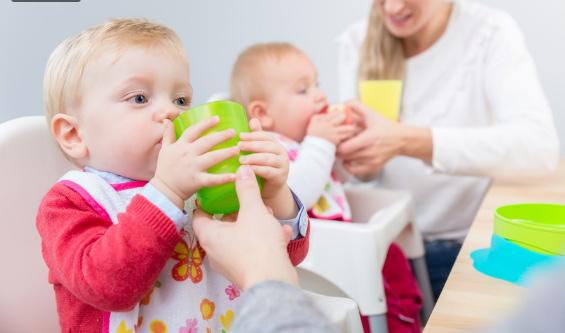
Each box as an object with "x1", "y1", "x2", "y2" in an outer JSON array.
[
  {"x1": 230, "y1": 42, "x2": 305, "y2": 109},
  {"x1": 43, "y1": 17, "x2": 188, "y2": 127},
  {"x1": 357, "y1": 1, "x2": 406, "y2": 81}
]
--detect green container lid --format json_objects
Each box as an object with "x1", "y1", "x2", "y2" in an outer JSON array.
[{"x1": 494, "y1": 203, "x2": 565, "y2": 255}]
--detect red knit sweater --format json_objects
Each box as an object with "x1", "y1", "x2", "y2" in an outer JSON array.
[{"x1": 36, "y1": 184, "x2": 309, "y2": 332}]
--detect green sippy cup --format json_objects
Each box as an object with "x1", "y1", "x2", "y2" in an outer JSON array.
[{"x1": 172, "y1": 101, "x2": 262, "y2": 214}]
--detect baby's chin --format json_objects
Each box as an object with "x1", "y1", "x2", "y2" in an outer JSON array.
[{"x1": 292, "y1": 133, "x2": 307, "y2": 143}]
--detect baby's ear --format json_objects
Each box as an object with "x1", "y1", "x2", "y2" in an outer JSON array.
[
  {"x1": 247, "y1": 101, "x2": 274, "y2": 130},
  {"x1": 51, "y1": 114, "x2": 88, "y2": 160}
]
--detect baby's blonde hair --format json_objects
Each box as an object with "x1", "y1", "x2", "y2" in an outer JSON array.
[
  {"x1": 43, "y1": 17, "x2": 188, "y2": 127},
  {"x1": 230, "y1": 42, "x2": 305, "y2": 110}
]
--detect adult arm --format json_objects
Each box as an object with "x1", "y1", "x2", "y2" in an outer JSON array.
[
  {"x1": 36, "y1": 184, "x2": 182, "y2": 311},
  {"x1": 232, "y1": 281, "x2": 338, "y2": 333},
  {"x1": 431, "y1": 13, "x2": 559, "y2": 177}
]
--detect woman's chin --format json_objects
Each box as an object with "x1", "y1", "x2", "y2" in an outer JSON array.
[
  {"x1": 386, "y1": 26, "x2": 412, "y2": 39},
  {"x1": 384, "y1": 19, "x2": 415, "y2": 38}
]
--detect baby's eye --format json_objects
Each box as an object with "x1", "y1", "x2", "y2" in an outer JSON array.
[
  {"x1": 298, "y1": 88, "x2": 307, "y2": 94},
  {"x1": 128, "y1": 94, "x2": 147, "y2": 104},
  {"x1": 174, "y1": 97, "x2": 187, "y2": 106}
]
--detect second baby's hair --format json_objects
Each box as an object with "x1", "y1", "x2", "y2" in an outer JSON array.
[{"x1": 230, "y1": 42, "x2": 306, "y2": 108}]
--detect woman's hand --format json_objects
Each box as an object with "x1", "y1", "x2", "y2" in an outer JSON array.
[
  {"x1": 337, "y1": 100, "x2": 433, "y2": 175},
  {"x1": 336, "y1": 100, "x2": 404, "y2": 175},
  {"x1": 192, "y1": 165, "x2": 298, "y2": 291}
]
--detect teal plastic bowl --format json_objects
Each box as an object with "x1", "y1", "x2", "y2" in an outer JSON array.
[{"x1": 494, "y1": 203, "x2": 565, "y2": 255}]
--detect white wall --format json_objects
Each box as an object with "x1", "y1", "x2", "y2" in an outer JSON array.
[{"x1": 1, "y1": 0, "x2": 563, "y2": 155}]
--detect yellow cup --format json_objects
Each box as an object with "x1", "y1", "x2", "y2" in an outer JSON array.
[{"x1": 359, "y1": 80, "x2": 403, "y2": 121}]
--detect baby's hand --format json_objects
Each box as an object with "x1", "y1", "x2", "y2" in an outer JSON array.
[
  {"x1": 150, "y1": 117, "x2": 240, "y2": 209},
  {"x1": 307, "y1": 112, "x2": 356, "y2": 145},
  {"x1": 237, "y1": 119, "x2": 289, "y2": 201}
]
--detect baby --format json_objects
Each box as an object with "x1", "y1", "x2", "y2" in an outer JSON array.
[
  {"x1": 37, "y1": 19, "x2": 309, "y2": 332},
  {"x1": 231, "y1": 42, "x2": 356, "y2": 221},
  {"x1": 230, "y1": 42, "x2": 423, "y2": 332}
]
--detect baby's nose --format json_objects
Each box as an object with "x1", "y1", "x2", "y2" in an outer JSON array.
[
  {"x1": 160, "y1": 104, "x2": 180, "y2": 121},
  {"x1": 315, "y1": 88, "x2": 327, "y2": 103}
]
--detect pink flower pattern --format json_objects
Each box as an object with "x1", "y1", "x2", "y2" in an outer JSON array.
[
  {"x1": 287, "y1": 149, "x2": 298, "y2": 162},
  {"x1": 178, "y1": 318, "x2": 198, "y2": 333},
  {"x1": 225, "y1": 284, "x2": 241, "y2": 301}
]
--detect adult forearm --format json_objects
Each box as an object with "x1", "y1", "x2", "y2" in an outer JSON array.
[
  {"x1": 232, "y1": 281, "x2": 338, "y2": 333},
  {"x1": 399, "y1": 125, "x2": 433, "y2": 163},
  {"x1": 431, "y1": 123, "x2": 559, "y2": 177}
]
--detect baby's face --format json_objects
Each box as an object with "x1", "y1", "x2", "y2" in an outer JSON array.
[
  {"x1": 263, "y1": 52, "x2": 327, "y2": 143},
  {"x1": 76, "y1": 44, "x2": 192, "y2": 180}
]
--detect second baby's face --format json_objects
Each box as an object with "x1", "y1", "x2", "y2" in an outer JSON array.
[
  {"x1": 77, "y1": 44, "x2": 193, "y2": 181},
  {"x1": 263, "y1": 52, "x2": 328, "y2": 143}
]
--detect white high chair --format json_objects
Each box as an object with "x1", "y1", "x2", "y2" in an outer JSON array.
[
  {"x1": 0, "y1": 116, "x2": 76, "y2": 332},
  {"x1": 297, "y1": 187, "x2": 435, "y2": 332},
  {"x1": 0, "y1": 116, "x2": 363, "y2": 333}
]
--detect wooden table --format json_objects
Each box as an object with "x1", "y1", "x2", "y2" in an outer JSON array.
[{"x1": 424, "y1": 160, "x2": 565, "y2": 332}]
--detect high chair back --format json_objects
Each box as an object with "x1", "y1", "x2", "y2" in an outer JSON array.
[
  {"x1": 0, "y1": 116, "x2": 76, "y2": 332},
  {"x1": 297, "y1": 187, "x2": 435, "y2": 332}
]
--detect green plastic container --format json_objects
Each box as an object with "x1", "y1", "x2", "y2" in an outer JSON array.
[
  {"x1": 173, "y1": 101, "x2": 262, "y2": 214},
  {"x1": 494, "y1": 203, "x2": 565, "y2": 255}
]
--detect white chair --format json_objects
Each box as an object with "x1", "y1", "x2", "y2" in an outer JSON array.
[
  {"x1": 297, "y1": 187, "x2": 435, "y2": 332},
  {"x1": 0, "y1": 116, "x2": 77, "y2": 332}
]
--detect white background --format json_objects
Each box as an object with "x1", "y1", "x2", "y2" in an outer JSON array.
[{"x1": 1, "y1": 0, "x2": 563, "y2": 155}]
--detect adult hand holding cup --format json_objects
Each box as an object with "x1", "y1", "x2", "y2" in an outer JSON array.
[
  {"x1": 173, "y1": 101, "x2": 262, "y2": 214},
  {"x1": 192, "y1": 165, "x2": 297, "y2": 291}
]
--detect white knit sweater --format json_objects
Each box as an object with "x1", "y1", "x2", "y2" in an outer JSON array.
[{"x1": 336, "y1": 0, "x2": 559, "y2": 241}]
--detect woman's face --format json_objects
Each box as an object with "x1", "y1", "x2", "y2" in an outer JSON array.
[{"x1": 378, "y1": 0, "x2": 445, "y2": 39}]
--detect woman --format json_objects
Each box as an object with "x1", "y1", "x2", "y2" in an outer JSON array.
[{"x1": 336, "y1": 0, "x2": 559, "y2": 300}]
